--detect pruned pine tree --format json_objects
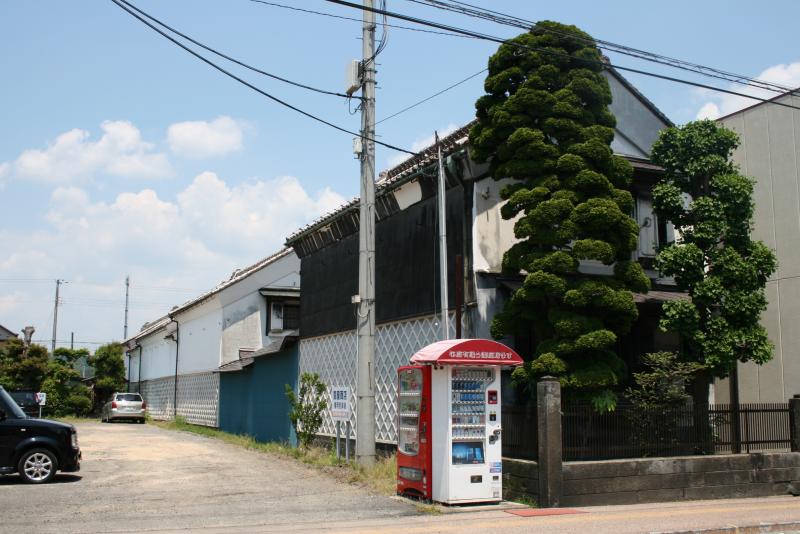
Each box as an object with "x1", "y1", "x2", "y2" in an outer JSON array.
[
  {"x1": 470, "y1": 21, "x2": 649, "y2": 411},
  {"x1": 650, "y1": 120, "x2": 776, "y2": 379}
]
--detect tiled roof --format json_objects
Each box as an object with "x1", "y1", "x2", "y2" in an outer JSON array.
[
  {"x1": 286, "y1": 123, "x2": 473, "y2": 245},
  {"x1": 124, "y1": 248, "x2": 294, "y2": 345}
]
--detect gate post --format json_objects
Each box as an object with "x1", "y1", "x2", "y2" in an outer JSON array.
[
  {"x1": 537, "y1": 376, "x2": 563, "y2": 508},
  {"x1": 790, "y1": 394, "x2": 800, "y2": 453}
]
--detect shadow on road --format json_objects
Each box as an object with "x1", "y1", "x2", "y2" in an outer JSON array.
[{"x1": 0, "y1": 474, "x2": 82, "y2": 486}]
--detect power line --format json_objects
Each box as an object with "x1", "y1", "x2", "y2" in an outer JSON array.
[
  {"x1": 406, "y1": 0, "x2": 796, "y2": 96},
  {"x1": 0, "y1": 278, "x2": 55, "y2": 283},
  {"x1": 247, "y1": 0, "x2": 476, "y2": 39},
  {"x1": 109, "y1": 0, "x2": 418, "y2": 155},
  {"x1": 115, "y1": 0, "x2": 353, "y2": 99},
  {"x1": 377, "y1": 68, "x2": 487, "y2": 124},
  {"x1": 325, "y1": 0, "x2": 800, "y2": 112},
  {"x1": 32, "y1": 339, "x2": 112, "y2": 346}
]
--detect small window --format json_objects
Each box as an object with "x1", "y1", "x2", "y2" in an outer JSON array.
[
  {"x1": 283, "y1": 303, "x2": 300, "y2": 330},
  {"x1": 116, "y1": 394, "x2": 142, "y2": 402}
]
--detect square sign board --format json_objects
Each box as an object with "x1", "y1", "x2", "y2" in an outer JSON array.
[
  {"x1": 35, "y1": 392, "x2": 47, "y2": 406},
  {"x1": 330, "y1": 387, "x2": 350, "y2": 422}
]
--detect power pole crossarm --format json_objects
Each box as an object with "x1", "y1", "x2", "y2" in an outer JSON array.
[{"x1": 355, "y1": 0, "x2": 377, "y2": 468}]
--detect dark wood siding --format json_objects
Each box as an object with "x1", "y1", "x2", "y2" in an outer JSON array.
[{"x1": 300, "y1": 186, "x2": 465, "y2": 339}]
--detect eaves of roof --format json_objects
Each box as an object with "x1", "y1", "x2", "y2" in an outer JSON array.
[
  {"x1": 715, "y1": 87, "x2": 800, "y2": 122},
  {"x1": 124, "y1": 248, "x2": 294, "y2": 345},
  {"x1": 124, "y1": 315, "x2": 170, "y2": 346},
  {"x1": 604, "y1": 64, "x2": 675, "y2": 128},
  {"x1": 285, "y1": 123, "x2": 473, "y2": 246},
  {"x1": 167, "y1": 248, "x2": 294, "y2": 318}
]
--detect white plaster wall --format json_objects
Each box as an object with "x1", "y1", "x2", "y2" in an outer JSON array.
[
  {"x1": 139, "y1": 332, "x2": 174, "y2": 381},
  {"x1": 472, "y1": 177, "x2": 521, "y2": 274},
  {"x1": 221, "y1": 292, "x2": 263, "y2": 365},
  {"x1": 175, "y1": 298, "x2": 222, "y2": 375},
  {"x1": 218, "y1": 251, "x2": 300, "y2": 365}
]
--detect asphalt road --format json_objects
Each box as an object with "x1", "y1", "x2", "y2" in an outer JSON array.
[
  {"x1": 0, "y1": 420, "x2": 416, "y2": 533},
  {"x1": 1, "y1": 421, "x2": 798, "y2": 533}
]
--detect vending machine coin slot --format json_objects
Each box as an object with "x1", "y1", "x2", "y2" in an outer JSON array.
[{"x1": 470, "y1": 475, "x2": 483, "y2": 484}]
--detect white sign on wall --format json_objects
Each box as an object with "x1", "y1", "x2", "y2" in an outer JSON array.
[{"x1": 330, "y1": 387, "x2": 350, "y2": 422}]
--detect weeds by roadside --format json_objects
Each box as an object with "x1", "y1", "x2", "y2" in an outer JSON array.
[
  {"x1": 151, "y1": 416, "x2": 397, "y2": 496},
  {"x1": 53, "y1": 415, "x2": 96, "y2": 424},
  {"x1": 513, "y1": 495, "x2": 538, "y2": 508}
]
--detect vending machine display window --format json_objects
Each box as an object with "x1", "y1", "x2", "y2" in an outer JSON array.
[
  {"x1": 451, "y1": 441, "x2": 484, "y2": 465},
  {"x1": 398, "y1": 368, "x2": 423, "y2": 456}
]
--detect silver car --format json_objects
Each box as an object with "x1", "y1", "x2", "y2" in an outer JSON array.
[{"x1": 101, "y1": 392, "x2": 146, "y2": 423}]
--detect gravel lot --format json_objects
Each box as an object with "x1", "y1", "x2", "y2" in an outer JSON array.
[{"x1": 0, "y1": 420, "x2": 416, "y2": 533}]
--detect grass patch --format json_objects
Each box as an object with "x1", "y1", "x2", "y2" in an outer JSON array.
[
  {"x1": 414, "y1": 503, "x2": 442, "y2": 515},
  {"x1": 152, "y1": 416, "x2": 397, "y2": 496},
  {"x1": 52, "y1": 415, "x2": 96, "y2": 424},
  {"x1": 512, "y1": 494, "x2": 538, "y2": 508}
]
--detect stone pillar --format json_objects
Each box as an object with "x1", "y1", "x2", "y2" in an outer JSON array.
[
  {"x1": 537, "y1": 376, "x2": 563, "y2": 508},
  {"x1": 790, "y1": 394, "x2": 800, "y2": 453}
]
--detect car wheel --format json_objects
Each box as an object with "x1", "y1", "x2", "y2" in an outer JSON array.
[{"x1": 18, "y1": 448, "x2": 58, "y2": 484}]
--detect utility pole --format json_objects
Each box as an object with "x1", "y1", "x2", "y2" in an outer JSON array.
[
  {"x1": 124, "y1": 275, "x2": 130, "y2": 340},
  {"x1": 355, "y1": 0, "x2": 377, "y2": 467},
  {"x1": 436, "y1": 132, "x2": 449, "y2": 340},
  {"x1": 70, "y1": 332, "x2": 74, "y2": 350},
  {"x1": 51, "y1": 279, "x2": 62, "y2": 354}
]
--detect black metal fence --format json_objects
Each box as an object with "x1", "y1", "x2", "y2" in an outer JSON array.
[
  {"x1": 502, "y1": 405, "x2": 538, "y2": 460},
  {"x1": 502, "y1": 402, "x2": 792, "y2": 461}
]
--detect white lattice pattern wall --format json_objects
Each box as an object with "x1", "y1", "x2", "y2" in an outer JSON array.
[
  {"x1": 177, "y1": 372, "x2": 219, "y2": 427},
  {"x1": 300, "y1": 313, "x2": 458, "y2": 443},
  {"x1": 139, "y1": 376, "x2": 174, "y2": 420},
  {"x1": 139, "y1": 371, "x2": 219, "y2": 427}
]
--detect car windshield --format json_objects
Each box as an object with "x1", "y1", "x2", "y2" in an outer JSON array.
[
  {"x1": 116, "y1": 394, "x2": 142, "y2": 402},
  {"x1": 0, "y1": 388, "x2": 28, "y2": 419}
]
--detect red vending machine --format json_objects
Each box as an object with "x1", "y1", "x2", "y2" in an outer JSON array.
[{"x1": 396, "y1": 339, "x2": 523, "y2": 504}]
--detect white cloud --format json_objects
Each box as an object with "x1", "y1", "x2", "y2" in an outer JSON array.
[
  {"x1": 5, "y1": 120, "x2": 172, "y2": 184},
  {"x1": 386, "y1": 124, "x2": 460, "y2": 169},
  {"x1": 167, "y1": 116, "x2": 244, "y2": 158},
  {"x1": 0, "y1": 162, "x2": 9, "y2": 189},
  {"x1": 696, "y1": 102, "x2": 721, "y2": 120},
  {"x1": 695, "y1": 61, "x2": 800, "y2": 120},
  {"x1": 0, "y1": 172, "x2": 345, "y2": 347}
]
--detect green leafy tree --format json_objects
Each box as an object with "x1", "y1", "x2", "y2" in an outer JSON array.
[
  {"x1": 650, "y1": 121, "x2": 777, "y2": 379},
  {"x1": 285, "y1": 373, "x2": 328, "y2": 448},
  {"x1": 0, "y1": 338, "x2": 49, "y2": 391},
  {"x1": 89, "y1": 342, "x2": 126, "y2": 410},
  {"x1": 625, "y1": 351, "x2": 704, "y2": 454},
  {"x1": 469, "y1": 21, "x2": 649, "y2": 411},
  {"x1": 41, "y1": 347, "x2": 93, "y2": 416}
]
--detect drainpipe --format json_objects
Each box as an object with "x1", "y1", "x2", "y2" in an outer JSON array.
[
  {"x1": 167, "y1": 317, "x2": 180, "y2": 419},
  {"x1": 137, "y1": 345, "x2": 143, "y2": 393},
  {"x1": 127, "y1": 351, "x2": 132, "y2": 391}
]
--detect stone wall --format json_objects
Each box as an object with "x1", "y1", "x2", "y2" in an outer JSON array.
[{"x1": 503, "y1": 452, "x2": 800, "y2": 507}]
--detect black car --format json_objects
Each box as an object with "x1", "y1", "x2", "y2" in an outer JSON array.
[
  {"x1": 8, "y1": 391, "x2": 39, "y2": 418},
  {"x1": 0, "y1": 385, "x2": 81, "y2": 483}
]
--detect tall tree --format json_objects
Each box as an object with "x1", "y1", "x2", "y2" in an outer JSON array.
[
  {"x1": 89, "y1": 342, "x2": 126, "y2": 408},
  {"x1": 0, "y1": 338, "x2": 49, "y2": 391},
  {"x1": 650, "y1": 120, "x2": 776, "y2": 379},
  {"x1": 470, "y1": 21, "x2": 649, "y2": 411}
]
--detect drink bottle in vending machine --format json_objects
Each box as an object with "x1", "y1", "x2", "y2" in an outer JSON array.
[{"x1": 396, "y1": 339, "x2": 523, "y2": 504}]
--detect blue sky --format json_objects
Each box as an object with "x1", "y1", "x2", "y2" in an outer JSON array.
[{"x1": 2, "y1": 0, "x2": 799, "y2": 351}]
